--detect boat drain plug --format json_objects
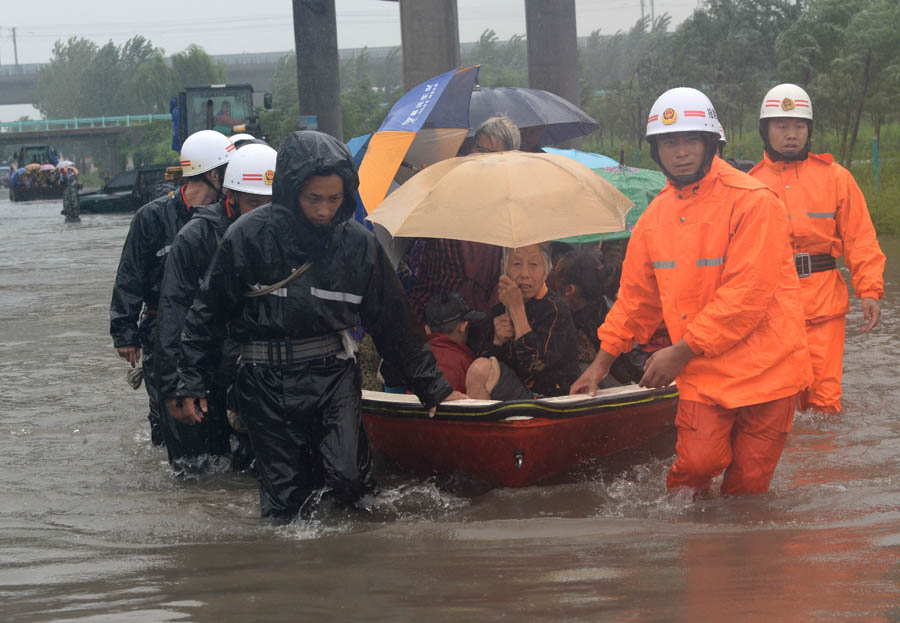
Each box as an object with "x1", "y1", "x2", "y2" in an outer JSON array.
[{"x1": 514, "y1": 450, "x2": 525, "y2": 470}]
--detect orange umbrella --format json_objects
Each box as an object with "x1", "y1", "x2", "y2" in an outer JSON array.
[
  {"x1": 24, "y1": 163, "x2": 41, "y2": 170},
  {"x1": 367, "y1": 151, "x2": 632, "y2": 248}
]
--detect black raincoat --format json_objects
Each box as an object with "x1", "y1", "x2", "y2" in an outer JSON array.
[
  {"x1": 110, "y1": 187, "x2": 192, "y2": 445},
  {"x1": 178, "y1": 131, "x2": 452, "y2": 519},
  {"x1": 156, "y1": 199, "x2": 239, "y2": 466}
]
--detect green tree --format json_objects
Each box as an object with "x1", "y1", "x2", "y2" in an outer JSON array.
[
  {"x1": 34, "y1": 37, "x2": 98, "y2": 118},
  {"x1": 171, "y1": 44, "x2": 227, "y2": 88}
]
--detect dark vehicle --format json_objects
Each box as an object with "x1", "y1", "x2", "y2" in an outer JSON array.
[
  {"x1": 79, "y1": 165, "x2": 170, "y2": 214},
  {"x1": 171, "y1": 84, "x2": 272, "y2": 151},
  {"x1": 0, "y1": 166, "x2": 10, "y2": 188},
  {"x1": 13, "y1": 145, "x2": 59, "y2": 167}
]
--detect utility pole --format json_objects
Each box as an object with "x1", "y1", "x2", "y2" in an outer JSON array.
[
  {"x1": 640, "y1": 0, "x2": 645, "y2": 22},
  {"x1": 650, "y1": 0, "x2": 655, "y2": 24},
  {"x1": 291, "y1": 0, "x2": 343, "y2": 140},
  {"x1": 13, "y1": 27, "x2": 20, "y2": 67}
]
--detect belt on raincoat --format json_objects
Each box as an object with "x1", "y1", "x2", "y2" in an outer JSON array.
[
  {"x1": 240, "y1": 334, "x2": 344, "y2": 366},
  {"x1": 794, "y1": 253, "x2": 836, "y2": 278}
]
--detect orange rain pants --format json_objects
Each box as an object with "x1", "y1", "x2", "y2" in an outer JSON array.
[
  {"x1": 667, "y1": 394, "x2": 797, "y2": 495},
  {"x1": 750, "y1": 153, "x2": 886, "y2": 412},
  {"x1": 797, "y1": 315, "x2": 845, "y2": 413}
]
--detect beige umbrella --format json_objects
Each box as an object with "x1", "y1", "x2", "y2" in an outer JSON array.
[{"x1": 366, "y1": 151, "x2": 633, "y2": 248}]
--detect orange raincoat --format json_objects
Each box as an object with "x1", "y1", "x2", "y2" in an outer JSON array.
[
  {"x1": 596, "y1": 156, "x2": 813, "y2": 494},
  {"x1": 750, "y1": 153, "x2": 885, "y2": 410},
  {"x1": 597, "y1": 157, "x2": 812, "y2": 408}
]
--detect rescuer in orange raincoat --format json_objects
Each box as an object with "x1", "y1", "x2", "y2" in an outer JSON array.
[
  {"x1": 749, "y1": 84, "x2": 886, "y2": 413},
  {"x1": 571, "y1": 87, "x2": 813, "y2": 496}
]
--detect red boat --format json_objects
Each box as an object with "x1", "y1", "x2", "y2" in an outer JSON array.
[{"x1": 361, "y1": 384, "x2": 678, "y2": 487}]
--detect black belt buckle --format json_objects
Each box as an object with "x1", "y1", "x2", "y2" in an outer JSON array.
[{"x1": 795, "y1": 252, "x2": 812, "y2": 278}]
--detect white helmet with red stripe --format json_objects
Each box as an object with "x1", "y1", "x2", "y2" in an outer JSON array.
[
  {"x1": 646, "y1": 87, "x2": 720, "y2": 138},
  {"x1": 222, "y1": 143, "x2": 277, "y2": 196},
  {"x1": 179, "y1": 130, "x2": 235, "y2": 177},
  {"x1": 759, "y1": 84, "x2": 813, "y2": 120}
]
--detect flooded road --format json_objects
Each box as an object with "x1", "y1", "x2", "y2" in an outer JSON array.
[{"x1": 1, "y1": 199, "x2": 899, "y2": 622}]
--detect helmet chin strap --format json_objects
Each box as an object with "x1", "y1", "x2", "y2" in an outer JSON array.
[
  {"x1": 650, "y1": 134, "x2": 718, "y2": 189},
  {"x1": 759, "y1": 119, "x2": 812, "y2": 163},
  {"x1": 199, "y1": 170, "x2": 223, "y2": 200}
]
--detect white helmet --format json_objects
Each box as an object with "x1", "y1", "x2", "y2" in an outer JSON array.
[
  {"x1": 222, "y1": 143, "x2": 277, "y2": 196},
  {"x1": 228, "y1": 133, "x2": 256, "y2": 143},
  {"x1": 760, "y1": 83, "x2": 813, "y2": 120},
  {"x1": 646, "y1": 87, "x2": 720, "y2": 138},
  {"x1": 179, "y1": 130, "x2": 235, "y2": 177},
  {"x1": 717, "y1": 121, "x2": 726, "y2": 144}
]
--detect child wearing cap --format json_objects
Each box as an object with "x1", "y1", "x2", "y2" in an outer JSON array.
[{"x1": 424, "y1": 291, "x2": 485, "y2": 393}]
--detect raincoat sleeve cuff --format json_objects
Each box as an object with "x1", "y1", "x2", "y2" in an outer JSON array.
[
  {"x1": 599, "y1": 342, "x2": 623, "y2": 358},
  {"x1": 682, "y1": 331, "x2": 703, "y2": 355},
  {"x1": 857, "y1": 291, "x2": 881, "y2": 300}
]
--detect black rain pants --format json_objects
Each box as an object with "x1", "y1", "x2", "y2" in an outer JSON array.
[{"x1": 235, "y1": 355, "x2": 373, "y2": 520}]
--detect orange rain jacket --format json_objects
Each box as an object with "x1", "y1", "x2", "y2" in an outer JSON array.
[
  {"x1": 749, "y1": 153, "x2": 885, "y2": 321},
  {"x1": 597, "y1": 157, "x2": 812, "y2": 409}
]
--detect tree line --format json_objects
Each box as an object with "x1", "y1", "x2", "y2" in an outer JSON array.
[{"x1": 28, "y1": 0, "x2": 900, "y2": 170}]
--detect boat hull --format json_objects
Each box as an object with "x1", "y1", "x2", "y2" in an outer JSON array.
[{"x1": 362, "y1": 385, "x2": 678, "y2": 487}]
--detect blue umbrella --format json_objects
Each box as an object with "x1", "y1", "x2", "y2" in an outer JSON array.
[
  {"x1": 541, "y1": 147, "x2": 618, "y2": 169},
  {"x1": 346, "y1": 133, "x2": 371, "y2": 169}
]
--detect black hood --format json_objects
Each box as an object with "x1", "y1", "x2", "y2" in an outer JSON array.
[{"x1": 272, "y1": 130, "x2": 359, "y2": 227}]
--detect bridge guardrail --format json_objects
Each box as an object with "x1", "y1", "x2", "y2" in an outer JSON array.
[{"x1": 0, "y1": 114, "x2": 171, "y2": 133}]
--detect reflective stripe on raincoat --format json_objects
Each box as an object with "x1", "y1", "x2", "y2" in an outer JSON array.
[
  {"x1": 749, "y1": 152, "x2": 885, "y2": 320},
  {"x1": 597, "y1": 156, "x2": 812, "y2": 409}
]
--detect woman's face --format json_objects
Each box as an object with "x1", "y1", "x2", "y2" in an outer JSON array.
[
  {"x1": 472, "y1": 134, "x2": 506, "y2": 154},
  {"x1": 505, "y1": 245, "x2": 548, "y2": 301},
  {"x1": 297, "y1": 174, "x2": 344, "y2": 227}
]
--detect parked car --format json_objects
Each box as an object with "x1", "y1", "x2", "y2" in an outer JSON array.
[
  {"x1": 0, "y1": 166, "x2": 10, "y2": 189},
  {"x1": 79, "y1": 165, "x2": 173, "y2": 214}
]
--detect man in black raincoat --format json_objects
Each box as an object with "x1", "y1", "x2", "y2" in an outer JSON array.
[
  {"x1": 156, "y1": 144, "x2": 276, "y2": 473},
  {"x1": 110, "y1": 130, "x2": 234, "y2": 446},
  {"x1": 177, "y1": 131, "x2": 463, "y2": 520}
]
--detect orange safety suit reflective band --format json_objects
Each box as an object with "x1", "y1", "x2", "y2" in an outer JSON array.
[
  {"x1": 750, "y1": 153, "x2": 885, "y2": 411},
  {"x1": 667, "y1": 394, "x2": 797, "y2": 495},
  {"x1": 597, "y1": 156, "x2": 812, "y2": 409}
]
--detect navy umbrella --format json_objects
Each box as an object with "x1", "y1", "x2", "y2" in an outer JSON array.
[{"x1": 466, "y1": 86, "x2": 600, "y2": 149}]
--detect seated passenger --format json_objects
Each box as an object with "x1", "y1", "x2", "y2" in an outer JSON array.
[
  {"x1": 466, "y1": 244, "x2": 580, "y2": 400},
  {"x1": 553, "y1": 249, "x2": 645, "y2": 384},
  {"x1": 423, "y1": 291, "x2": 485, "y2": 393}
]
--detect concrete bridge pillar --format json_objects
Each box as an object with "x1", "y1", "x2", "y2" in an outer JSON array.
[
  {"x1": 398, "y1": 0, "x2": 461, "y2": 90},
  {"x1": 292, "y1": 0, "x2": 344, "y2": 140},
  {"x1": 106, "y1": 137, "x2": 119, "y2": 176},
  {"x1": 524, "y1": 0, "x2": 580, "y2": 107}
]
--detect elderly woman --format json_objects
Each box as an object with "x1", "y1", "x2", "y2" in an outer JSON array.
[
  {"x1": 466, "y1": 243, "x2": 580, "y2": 400},
  {"x1": 471, "y1": 115, "x2": 521, "y2": 153}
]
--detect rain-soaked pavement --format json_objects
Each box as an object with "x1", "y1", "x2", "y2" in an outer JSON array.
[{"x1": 1, "y1": 199, "x2": 899, "y2": 622}]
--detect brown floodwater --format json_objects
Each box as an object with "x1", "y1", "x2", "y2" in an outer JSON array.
[{"x1": 1, "y1": 199, "x2": 899, "y2": 622}]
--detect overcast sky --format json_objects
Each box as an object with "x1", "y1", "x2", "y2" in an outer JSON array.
[
  {"x1": 1, "y1": 0, "x2": 697, "y2": 64},
  {"x1": 0, "y1": 0, "x2": 698, "y2": 121}
]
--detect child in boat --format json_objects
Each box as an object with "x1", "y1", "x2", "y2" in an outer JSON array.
[
  {"x1": 423, "y1": 291, "x2": 485, "y2": 394},
  {"x1": 466, "y1": 243, "x2": 580, "y2": 400}
]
